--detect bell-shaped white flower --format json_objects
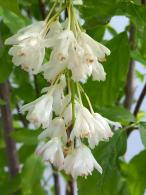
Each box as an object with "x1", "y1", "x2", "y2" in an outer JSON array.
[
  {"x1": 20, "y1": 94, "x2": 53, "y2": 128},
  {"x1": 68, "y1": 42, "x2": 92, "y2": 83},
  {"x1": 78, "y1": 32, "x2": 110, "y2": 62},
  {"x1": 63, "y1": 144, "x2": 102, "y2": 178},
  {"x1": 38, "y1": 117, "x2": 67, "y2": 141},
  {"x1": 77, "y1": 32, "x2": 110, "y2": 81},
  {"x1": 45, "y1": 21, "x2": 63, "y2": 48},
  {"x1": 5, "y1": 21, "x2": 45, "y2": 45},
  {"x1": 92, "y1": 61, "x2": 106, "y2": 81},
  {"x1": 62, "y1": 103, "x2": 72, "y2": 126},
  {"x1": 52, "y1": 76, "x2": 71, "y2": 115},
  {"x1": 53, "y1": 29, "x2": 76, "y2": 62},
  {"x1": 42, "y1": 55, "x2": 67, "y2": 82},
  {"x1": 63, "y1": 102, "x2": 113, "y2": 148},
  {"x1": 88, "y1": 113, "x2": 113, "y2": 149},
  {"x1": 70, "y1": 104, "x2": 96, "y2": 139},
  {"x1": 36, "y1": 137, "x2": 64, "y2": 169},
  {"x1": 42, "y1": 29, "x2": 76, "y2": 82},
  {"x1": 5, "y1": 21, "x2": 46, "y2": 74}
]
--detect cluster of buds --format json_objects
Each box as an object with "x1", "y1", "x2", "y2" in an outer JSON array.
[{"x1": 5, "y1": 0, "x2": 120, "y2": 179}]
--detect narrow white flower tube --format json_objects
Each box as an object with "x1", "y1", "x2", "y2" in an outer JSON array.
[
  {"x1": 38, "y1": 117, "x2": 67, "y2": 141},
  {"x1": 63, "y1": 144, "x2": 102, "y2": 178},
  {"x1": 36, "y1": 137, "x2": 64, "y2": 169},
  {"x1": 20, "y1": 94, "x2": 53, "y2": 128},
  {"x1": 5, "y1": 21, "x2": 46, "y2": 74}
]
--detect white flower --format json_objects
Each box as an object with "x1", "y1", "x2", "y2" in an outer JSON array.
[
  {"x1": 36, "y1": 137, "x2": 64, "y2": 169},
  {"x1": 5, "y1": 21, "x2": 46, "y2": 74},
  {"x1": 45, "y1": 21, "x2": 63, "y2": 48},
  {"x1": 70, "y1": 104, "x2": 96, "y2": 139},
  {"x1": 42, "y1": 55, "x2": 67, "y2": 82},
  {"x1": 106, "y1": 119, "x2": 122, "y2": 130},
  {"x1": 38, "y1": 117, "x2": 67, "y2": 141},
  {"x1": 5, "y1": 21, "x2": 45, "y2": 45},
  {"x1": 52, "y1": 76, "x2": 71, "y2": 115},
  {"x1": 53, "y1": 29, "x2": 76, "y2": 62},
  {"x1": 63, "y1": 144, "x2": 102, "y2": 178},
  {"x1": 5, "y1": 21, "x2": 45, "y2": 74},
  {"x1": 41, "y1": 75, "x2": 70, "y2": 115},
  {"x1": 20, "y1": 94, "x2": 53, "y2": 128},
  {"x1": 88, "y1": 113, "x2": 113, "y2": 149},
  {"x1": 77, "y1": 32, "x2": 110, "y2": 81},
  {"x1": 74, "y1": 0, "x2": 83, "y2": 5},
  {"x1": 68, "y1": 42, "x2": 92, "y2": 83},
  {"x1": 63, "y1": 102, "x2": 113, "y2": 148},
  {"x1": 62, "y1": 103, "x2": 72, "y2": 126},
  {"x1": 42, "y1": 30, "x2": 76, "y2": 82},
  {"x1": 78, "y1": 32, "x2": 110, "y2": 62}
]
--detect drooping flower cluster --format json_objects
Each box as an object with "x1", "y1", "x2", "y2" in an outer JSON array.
[{"x1": 5, "y1": 1, "x2": 120, "y2": 179}]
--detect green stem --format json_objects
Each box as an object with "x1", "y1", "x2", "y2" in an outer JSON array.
[
  {"x1": 77, "y1": 83, "x2": 83, "y2": 105},
  {"x1": 70, "y1": 79, "x2": 76, "y2": 125},
  {"x1": 79, "y1": 84, "x2": 94, "y2": 113},
  {"x1": 45, "y1": 1, "x2": 57, "y2": 22}
]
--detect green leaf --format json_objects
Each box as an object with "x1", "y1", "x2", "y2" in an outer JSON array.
[
  {"x1": 0, "y1": 148, "x2": 7, "y2": 167},
  {"x1": 19, "y1": 145, "x2": 36, "y2": 163},
  {"x1": 121, "y1": 150, "x2": 146, "y2": 195},
  {"x1": 21, "y1": 154, "x2": 45, "y2": 195},
  {"x1": 139, "y1": 122, "x2": 146, "y2": 148},
  {"x1": 0, "y1": 98, "x2": 6, "y2": 105},
  {"x1": 79, "y1": 0, "x2": 118, "y2": 28},
  {"x1": 86, "y1": 24, "x2": 106, "y2": 42},
  {"x1": 0, "y1": 48, "x2": 13, "y2": 83},
  {"x1": 97, "y1": 106, "x2": 135, "y2": 125},
  {"x1": 0, "y1": 173, "x2": 21, "y2": 194},
  {"x1": 131, "y1": 50, "x2": 146, "y2": 66},
  {"x1": 78, "y1": 130, "x2": 128, "y2": 195},
  {"x1": 135, "y1": 70, "x2": 145, "y2": 82},
  {"x1": 0, "y1": 7, "x2": 26, "y2": 33},
  {"x1": 140, "y1": 26, "x2": 146, "y2": 59},
  {"x1": 0, "y1": 0, "x2": 20, "y2": 15},
  {"x1": 84, "y1": 32, "x2": 130, "y2": 106},
  {"x1": 11, "y1": 128, "x2": 41, "y2": 145},
  {"x1": 107, "y1": 25, "x2": 118, "y2": 37},
  {"x1": 116, "y1": 2, "x2": 146, "y2": 26}
]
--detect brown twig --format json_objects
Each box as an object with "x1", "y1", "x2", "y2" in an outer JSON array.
[
  {"x1": 127, "y1": 0, "x2": 146, "y2": 136},
  {"x1": 66, "y1": 178, "x2": 75, "y2": 195},
  {"x1": 141, "y1": 0, "x2": 146, "y2": 4},
  {"x1": 127, "y1": 82, "x2": 146, "y2": 136},
  {"x1": 38, "y1": 0, "x2": 46, "y2": 19},
  {"x1": 53, "y1": 171, "x2": 61, "y2": 195},
  {"x1": 124, "y1": 24, "x2": 136, "y2": 109},
  {"x1": 0, "y1": 81, "x2": 19, "y2": 176},
  {"x1": 133, "y1": 82, "x2": 146, "y2": 116}
]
